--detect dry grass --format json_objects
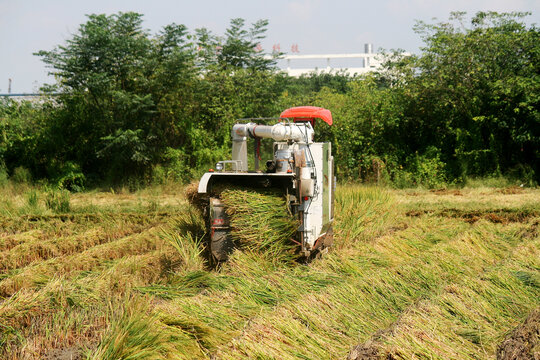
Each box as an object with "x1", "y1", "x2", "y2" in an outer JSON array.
[
  {"x1": 220, "y1": 188, "x2": 299, "y2": 263},
  {"x1": 0, "y1": 183, "x2": 538, "y2": 359},
  {"x1": 0, "y1": 225, "x2": 169, "y2": 297},
  {"x1": 0, "y1": 223, "x2": 152, "y2": 272}
]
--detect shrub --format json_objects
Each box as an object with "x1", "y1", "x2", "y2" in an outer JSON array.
[
  {"x1": 507, "y1": 164, "x2": 537, "y2": 187},
  {"x1": 406, "y1": 147, "x2": 448, "y2": 188},
  {"x1": 12, "y1": 166, "x2": 32, "y2": 184},
  {"x1": 392, "y1": 170, "x2": 416, "y2": 189},
  {"x1": 49, "y1": 161, "x2": 85, "y2": 191},
  {"x1": 160, "y1": 147, "x2": 193, "y2": 184},
  {"x1": 151, "y1": 164, "x2": 167, "y2": 185}
]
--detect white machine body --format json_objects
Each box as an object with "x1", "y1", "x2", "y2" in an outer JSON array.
[{"x1": 198, "y1": 117, "x2": 334, "y2": 258}]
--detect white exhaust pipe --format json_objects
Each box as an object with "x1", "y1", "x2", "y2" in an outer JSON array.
[{"x1": 232, "y1": 122, "x2": 312, "y2": 143}]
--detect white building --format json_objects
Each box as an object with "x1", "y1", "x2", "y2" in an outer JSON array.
[
  {"x1": 274, "y1": 44, "x2": 409, "y2": 77},
  {"x1": 278, "y1": 52, "x2": 385, "y2": 76}
]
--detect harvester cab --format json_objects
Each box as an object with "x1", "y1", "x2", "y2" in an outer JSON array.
[{"x1": 198, "y1": 106, "x2": 335, "y2": 261}]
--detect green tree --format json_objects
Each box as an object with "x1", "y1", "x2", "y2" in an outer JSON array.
[
  {"x1": 386, "y1": 11, "x2": 539, "y2": 182},
  {"x1": 0, "y1": 98, "x2": 50, "y2": 177},
  {"x1": 218, "y1": 18, "x2": 276, "y2": 71},
  {"x1": 32, "y1": 13, "x2": 283, "y2": 184},
  {"x1": 189, "y1": 17, "x2": 284, "y2": 168},
  {"x1": 35, "y1": 12, "x2": 198, "y2": 182},
  {"x1": 12, "y1": 10, "x2": 535, "y2": 187}
]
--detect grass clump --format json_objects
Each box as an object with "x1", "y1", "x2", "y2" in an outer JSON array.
[
  {"x1": 162, "y1": 231, "x2": 205, "y2": 272},
  {"x1": 45, "y1": 189, "x2": 70, "y2": 213},
  {"x1": 334, "y1": 185, "x2": 394, "y2": 244},
  {"x1": 90, "y1": 299, "x2": 177, "y2": 360},
  {"x1": 25, "y1": 190, "x2": 39, "y2": 208},
  {"x1": 21, "y1": 189, "x2": 43, "y2": 215},
  {"x1": 220, "y1": 189, "x2": 299, "y2": 263}
]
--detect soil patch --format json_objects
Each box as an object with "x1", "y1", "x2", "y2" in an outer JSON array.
[
  {"x1": 44, "y1": 346, "x2": 82, "y2": 360},
  {"x1": 430, "y1": 188, "x2": 463, "y2": 196},
  {"x1": 348, "y1": 343, "x2": 381, "y2": 360},
  {"x1": 498, "y1": 186, "x2": 525, "y2": 195},
  {"x1": 520, "y1": 220, "x2": 539, "y2": 240},
  {"x1": 497, "y1": 308, "x2": 540, "y2": 360},
  {"x1": 348, "y1": 328, "x2": 389, "y2": 360},
  {"x1": 406, "y1": 208, "x2": 538, "y2": 224}
]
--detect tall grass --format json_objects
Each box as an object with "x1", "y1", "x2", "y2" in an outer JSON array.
[
  {"x1": 161, "y1": 231, "x2": 205, "y2": 272},
  {"x1": 45, "y1": 189, "x2": 71, "y2": 213},
  {"x1": 0, "y1": 224, "x2": 152, "y2": 272},
  {"x1": 214, "y1": 221, "x2": 538, "y2": 359},
  {"x1": 333, "y1": 185, "x2": 395, "y2": 245}
]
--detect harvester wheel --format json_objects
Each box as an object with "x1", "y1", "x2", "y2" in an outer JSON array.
[
  {"x1": 322, "y1": 226, "x2": 334, "y2": 248},
  {"x1": 209, "y1": 198, "x2": 233, "y2": 261},
  {"x1": 309, "y1": 226, "x2": 334, "y2": 261}
]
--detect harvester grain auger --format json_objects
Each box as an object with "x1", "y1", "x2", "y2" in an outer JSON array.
[{"x1": 197, "y1": 106, "x2": 335, "y2": 261}]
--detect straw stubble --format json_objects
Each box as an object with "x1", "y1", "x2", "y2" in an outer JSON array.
[{"x1": 219, "y1": 189, "x2": 299, "y2": 262}]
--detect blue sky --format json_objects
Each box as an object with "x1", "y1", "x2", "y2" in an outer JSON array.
[{"x1": 1, "y1": 0, "x2": 538, "y2": 93}]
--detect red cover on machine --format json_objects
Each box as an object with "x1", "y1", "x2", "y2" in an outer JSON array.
[{"x1": 280, "y1": 106, "x2": 333, "y2": 126}]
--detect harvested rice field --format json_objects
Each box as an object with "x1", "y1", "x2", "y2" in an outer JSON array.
[{"x1": 0, "y1": 184, "x2": 538, "y2": 359}]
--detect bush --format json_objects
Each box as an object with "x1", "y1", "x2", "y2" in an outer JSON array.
[
  {"x1": 406, "y1": 147, "x2": 448, "y2": 188},
  {"x1": 391, "y1": 170, "x2": 416, "y2": 189},
  {"x1": 464, "y1": 176, "x2": 511, "y2": 188},
  {"x1": 57, "y1": 163, "x2": 85, "y2": 191},
  {"x1": 507, "y1": 164, "x2": 537, "y2": 187},
  {"x1": 12, "y1": 166, "x2": 32, "y2": 184},
  {"x1": 151, "y1": 164, "x2": 167, "y2": 185},
  {"x1": 160, "y1": 148, "x2": 192, "y2": 184}
]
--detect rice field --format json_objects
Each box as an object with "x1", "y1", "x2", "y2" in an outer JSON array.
[{"x1": 0, "y1": 183, "x2": 538, "y2": 359}]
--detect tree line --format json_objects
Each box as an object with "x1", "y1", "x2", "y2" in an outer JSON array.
[{"x1": 0, "y1": 11, "x2": 538, "y2": 189}]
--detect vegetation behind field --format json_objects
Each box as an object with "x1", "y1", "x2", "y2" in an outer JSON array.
[{"x1": 0, "y1": 11, "x2": 538, "y2": 189}]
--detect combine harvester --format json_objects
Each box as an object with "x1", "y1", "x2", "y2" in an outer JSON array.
[{"x1": 198, "y1": 106, "x2": 336, "y2": 261}]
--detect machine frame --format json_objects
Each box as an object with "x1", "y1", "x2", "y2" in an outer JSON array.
[{"x1": 197, "y1": 107, "x2": 335, "y2": 260}]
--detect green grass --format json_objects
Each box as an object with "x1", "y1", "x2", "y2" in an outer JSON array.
[{"x1": 0, "y1": 183, "x2": 538, "y2": 359}]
